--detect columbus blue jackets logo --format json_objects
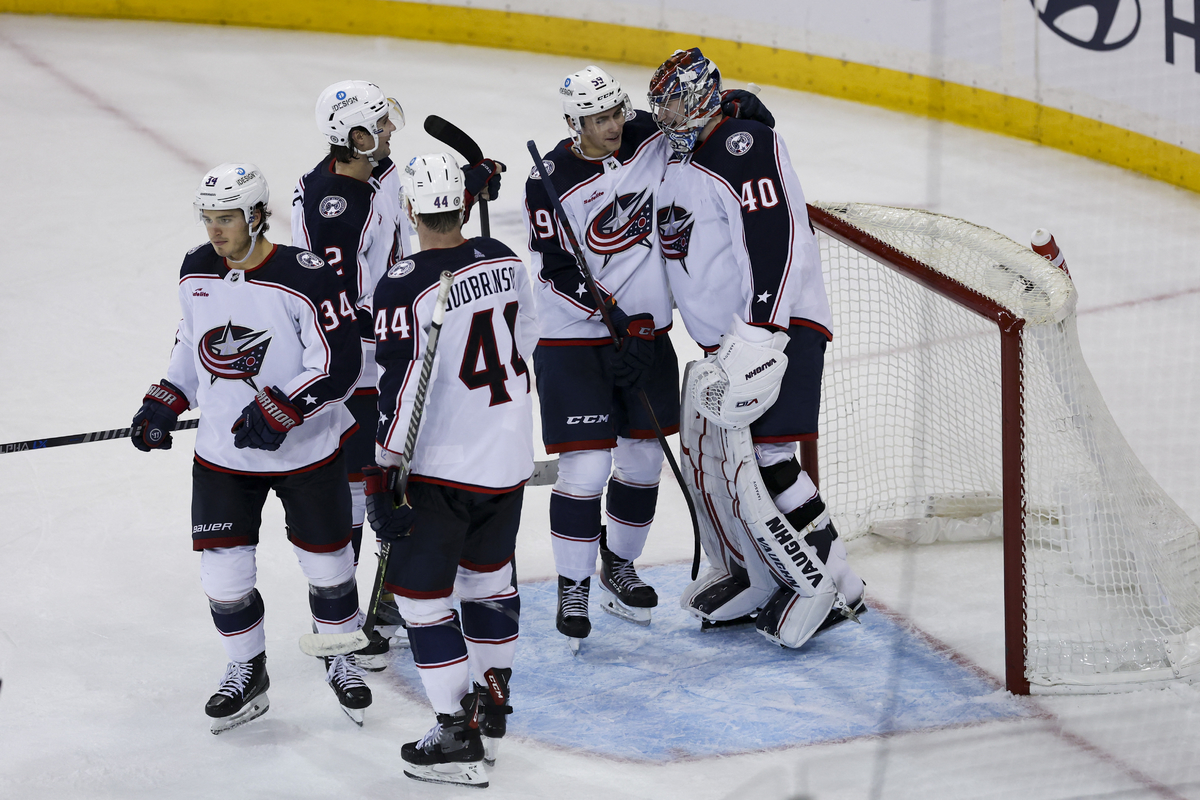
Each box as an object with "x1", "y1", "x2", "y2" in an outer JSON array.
[
  {"x1": 586, "y1": 189, "x2": 654, "y2": 266},
  {"x1": 657, "y1": 202, "x2": 696, "y2": 273},
  {"x1": 726, "y1": 132, "x2": 754, "y2": 156},
  {"x1": 199, "y1": 321, "x2": 272, "y2": 388},
  {"x1": 296, "y1": 251, "x2": 325, "y2": 269},
  {"x1": 319, "y1": 196, "x2": 347, "y2": 218},
  {"x1": 529, "y1": 160, "x2": 555, "y2": 180},
  {"x1": 388, "y1": 259, "x2": 415, "y2": 278}
]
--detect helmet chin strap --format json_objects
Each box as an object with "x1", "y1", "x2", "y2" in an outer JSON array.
[{"x1": 226, "y1": 211, "x2": 262, "y2": 265}]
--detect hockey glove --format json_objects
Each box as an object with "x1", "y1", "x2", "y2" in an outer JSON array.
[
  {"x1": 231, "y1": 386, "x2": 304, "y2": 451},
  {"x1": 131, "y1": 379, "x2": 189, "y2": 452},
  {"x1": 362, "y1": 465, "x2": 415, "y2": 543},
  {"x1": 721, "y1": 89, "x2": 775, "y2": 129},
  {"x1": 608, "y1": 304, "x2": 658, "y2": 389},
  {"x1": 463, "y1": 158, "x2": 505, "y2": 209}
]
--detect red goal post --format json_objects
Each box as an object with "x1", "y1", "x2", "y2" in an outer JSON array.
[{"x1": 805, "y1": 202, "x2": 1200, "y2": 695}]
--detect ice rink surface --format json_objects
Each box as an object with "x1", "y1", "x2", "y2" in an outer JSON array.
[{"x1": 1, "y1": 13, "x2": 1199, "y2": 799}]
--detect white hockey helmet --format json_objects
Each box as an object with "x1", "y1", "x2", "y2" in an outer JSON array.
[
  {"x1": 193, "y1": 163, "x2": 269, "y2": 231},
  {"x1": 561, "y1": 66, "x2": 635, "y2": 145},
  {"x1": 402, "y1": 153, "x2": 465, "y2": 216},
  {"x1": 315, "y1": 80, "x2": 405, "y2": 156}
]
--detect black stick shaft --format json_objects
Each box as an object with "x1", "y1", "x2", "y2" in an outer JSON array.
[
  {"x1": 526, "y1": 140, "x2": 704, "y2": 579},
  {"x1": 360, "y1": 271, "x2": 455, "y2": 638},
  {"x1": 0, "y1": 417, "x2": 199, "y2": 455}
]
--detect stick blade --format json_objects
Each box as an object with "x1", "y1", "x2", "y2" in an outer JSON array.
[
  {"x1": 298, "y1": 630, "x2": 370, "y2": 658},
  {"x1": 423, "y1": 115, "x2": 483, "y2": 163},
  {"x1": 528, "y1": 457, "x2": 559, "y2": 487}
]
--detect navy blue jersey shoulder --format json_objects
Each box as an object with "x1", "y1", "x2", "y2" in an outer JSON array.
[
  {"x1": 298, "y1": 156, "x2": 376, "y2": 240},
  {"x1": 244, "y1": 245, "x2": 344, "y2": 300},
  {"x1": 622, "y1": 110, "x2": 663, "y2": 153},
  {"x1": 180, "y1": 242, "x2": 223, "y2": 278},
  {"x1": 375, "y1": 237, "x2": 518, "y2": 312},
  {"x1": 526, "y1": 139, "x2": 598, "y2": 202},
  {"x1": 691, "y1": 118, "x2": 778, "y2": 184}
]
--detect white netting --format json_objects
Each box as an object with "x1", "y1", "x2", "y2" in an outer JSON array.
[{"x1": 814, "y1": 202, "x2": 1200, "y2": 693}]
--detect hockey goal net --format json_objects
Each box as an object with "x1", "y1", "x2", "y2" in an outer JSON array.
[{"x1": 807, "y1": 202, "x2": 1200, "y2": 694}]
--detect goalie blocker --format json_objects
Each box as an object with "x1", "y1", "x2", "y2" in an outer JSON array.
[{"x1": 679, "y1": 319, "x2": 865, "y2": 649}]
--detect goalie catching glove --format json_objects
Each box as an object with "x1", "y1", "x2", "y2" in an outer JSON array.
[
  {"x1": 689, "y1": 317, "x2": 789, "y2": 429},
  {"x1": 130, "y1": 379, "x2": 189, "y2": 451},
  {"x1": 362, "y1": 465, "x2": 415, "y2": 542},
  {"x1": 231, "y1": 386, "x2": 303, "y2": 451}
]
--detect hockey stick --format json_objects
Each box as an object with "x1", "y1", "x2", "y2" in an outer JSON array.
[
  {"x1": 424, "y1": 115, "x2": 490, "y2": 237},
  {"x1": 525, "y1": 140, "x2": 704, "y2": 580},
  {"x1": 0, "y1": 417, "x2": 199, "y2": 455},
  {"x1": 300, "y1": 270, "x2": 455, "y2": 659}
]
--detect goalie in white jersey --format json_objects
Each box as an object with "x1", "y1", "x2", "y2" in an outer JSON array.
[
  {"x1": 524, "y1": 65, "x2": 777, "y2": 645},
  {"x1": 129, "y1": 164, "x2": 372, "y2": 732},
  {"x1": 649, "y1": 48, "x2": 866, "y2": 650},
  {"x1": 365, "y1": 154, "x2": 536, "y2": 788}
]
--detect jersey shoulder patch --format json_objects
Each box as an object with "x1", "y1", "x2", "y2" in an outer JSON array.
[
  {"x1": 387, "y1": 258, "x2": 416, "y2": 278},
  {"x1": 180, "y1": 242, "x2": 221, "y2": 277},
  {"x1": 318, "y1": 196, "x2": 347, "y2": 218},
  {"x1": 694, "y1": 119, "x2": 778, "y2": 182},
  {"x1": 296, "y1": 250, "x2": 326, "y2": 269}
]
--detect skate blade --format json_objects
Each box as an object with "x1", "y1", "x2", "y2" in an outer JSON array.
[
  {"x1": 567, "y1": 637, "x2": 582, "y2": 656},
  {"x1": 210, "y1": 694, "x2": 269, "y2": 735},
  {"x1": 403, "y1": 761, "x2": 489, "y2": 788},
  {"x1": 598, "y1": 588, "x2": 652, "y2": 626},
  {"x1": 340, "y1": 704, "x2": 366, "y2": 727},
  {"x1": 483, "y1": 736, "x2": 500, "y2": 768}
]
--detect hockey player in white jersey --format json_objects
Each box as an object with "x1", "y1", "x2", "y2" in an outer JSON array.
[
  {"x1": 293, "y1": 81, "x2": 504, "y2": 661},
  {"x1": 524, "y1": 66, "x2": 776, "y2": 648},
  {"x1": 130, "y1": 164, "x2": 372, "y2": 732},
  {"x1": 365, "y1": 154, "x2": 536, "y2": 787},
  {"x1": 648, "y1": 48, "x2": 867, "y2": 650}
]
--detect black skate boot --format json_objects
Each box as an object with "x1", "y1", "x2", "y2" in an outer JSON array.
[
  {"x1": 205, "y1": 651, "x2": 270, "y2": 734},
  {"x1": 401, "y1": 694, "x2": 488, "y2": 788},
  {"x1": 556, "y1": 576, "x2": 591, "y2": 655},
  {"x1": 323, "y1": 653, "x2": 372, "y2": 726},
  {"x1": 598, "y1": 528, "x2": 658, "y2": 626},
  {"x1": 352, "y1": 629, "x2": 391, "y2": 672},
  {"x1": 475, "y1": 667, "x2": 512, "y2": 767}
]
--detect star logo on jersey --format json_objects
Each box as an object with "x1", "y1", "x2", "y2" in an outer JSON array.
[
  {"x1": 198, "y1": 321, "x2": 272, "y2": 388},
  {"x1": 657, "y1": 202, "x2": 696, "y2": 274},
  {"x1": 301, "y1": 393, "x2": 318, "y2": 406},
  {"x1": 586, "y1": 189, "x2": 655, "y2": 267},
  {"x1": 756, "y1": 290, "x2": 773, "y2": 304}
]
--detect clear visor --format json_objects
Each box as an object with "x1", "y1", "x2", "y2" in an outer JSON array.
[{"x1": 369, "y1": 98, "x2": 405, "y2": 135}]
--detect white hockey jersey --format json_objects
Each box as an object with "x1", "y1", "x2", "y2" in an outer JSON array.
[
  {"x1": 374, "y1": 238, "x2": 537, "y2": 492},
  {"x1": 166, "y1": 243, "x2": 362, "y2": 474},
  {"x1": 523, "y1": 112, "x2": 673, "y2": 342},
  {"x1": 656, "y1": 118, "x2": 832, "y2": 349},
  {"x1": 291, "y1": 155, "x2": 414, "y2": 389}
]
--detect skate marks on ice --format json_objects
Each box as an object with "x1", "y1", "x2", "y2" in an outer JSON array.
[{"x1": 385, "y1": 565, "x2": 1031, "y2": 762}]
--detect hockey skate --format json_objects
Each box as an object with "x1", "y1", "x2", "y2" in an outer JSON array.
[
  {"x1": 598, "y1": 530, "x2": 657, "y2": 626},
  {"x1": 815, "y1": 587, "x2": 867, "y2": 636},
  {"x1": 401, "y1": 695, "x2": 489, "y2": 788},
  {"x1": 475, "y1": 667, "x2": 512, "y2": 767},
  {"x1": 323, "y1": 653, "x2": 372, "y2": 726},
  {"x1": 556, "y1": 576, "x2": 591, "y2": 655},
  {"x1": 205, "y1": 652, "x2": 269, "y2": 735},
  {"x1": 352, "y1": 629, "x2": 391, "y2": 672}
]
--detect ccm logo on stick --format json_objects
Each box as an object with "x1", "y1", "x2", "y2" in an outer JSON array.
[{"x1": 566, "y1": 415, "x2": 609, "y2": 424}]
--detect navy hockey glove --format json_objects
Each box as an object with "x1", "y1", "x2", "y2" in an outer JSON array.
[
  {"x1": 608, "y1": 304, "x2": 658, "y2": 389},
  {"x1": 363, "y1": 465, "x2": 415, "y2": 543},
  {"x1": 463, "y1": 158, "x2": 505, "y2": 209},
  {"x1": 231, "y1": 386, "x2": 304, "y2": 451},
  {"x1": 131, "y1": 380, "x2": 189, "y2": 452},
  {"x1": 721, "y1": 89, "x2": 775, "y2": 129}
]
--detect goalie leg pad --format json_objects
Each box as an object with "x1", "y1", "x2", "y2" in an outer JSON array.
[
  {"x1": 681, "y1": 560, "x2": 773, "y2": 622},
  {"x1": 755, "y1": 586, "x2": 838, "y2": 649}
]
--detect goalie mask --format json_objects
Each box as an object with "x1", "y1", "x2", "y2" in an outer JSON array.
[
  {"x1": 561, "y1": 66, "x2": 635, "y2": 148},
  {"x1": 194, "y1": 163, "x2": 270, "y2": 264},
  {"x1": 647, "y1": 47, "x2": 723, "y2": 154},
  {"x1": 315, "y1": 80, "x2": 405, "y2": 159},
  {"x1": 402, "y1": 153, "x2": 465, "y2": 217}
]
